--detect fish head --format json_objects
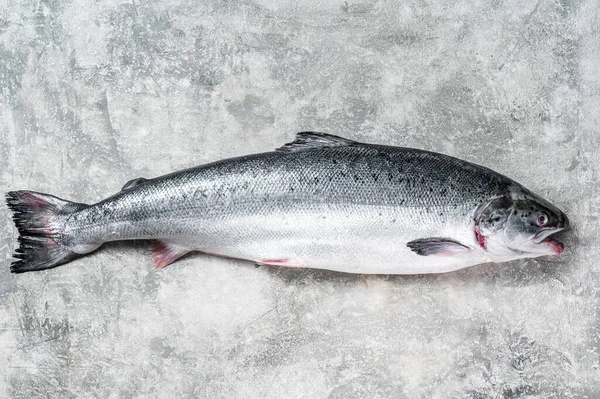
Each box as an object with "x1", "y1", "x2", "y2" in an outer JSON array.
[{"x1": 474, "y1": 187, "x2": 569, "y2": 261}]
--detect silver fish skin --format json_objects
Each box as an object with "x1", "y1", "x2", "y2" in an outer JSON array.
[{"x1": 6, "y1": 132, "x2": 569, "y2": 274}]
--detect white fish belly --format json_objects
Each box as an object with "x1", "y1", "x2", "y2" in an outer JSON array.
[{"x1": 170, "y1": 206, "x2": 489, "y2": 274}]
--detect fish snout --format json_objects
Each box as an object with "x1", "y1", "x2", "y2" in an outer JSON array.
[{"x1": 557, "y1": 211, "x2": 570, "y2": 231}]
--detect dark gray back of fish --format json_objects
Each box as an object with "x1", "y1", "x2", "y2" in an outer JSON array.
[{"x1": 62, "y1": 140, "x2": 513, "y2": 247}]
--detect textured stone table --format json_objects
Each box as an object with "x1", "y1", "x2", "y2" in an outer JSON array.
[{"x1": 1, "y1": 0, "x2": 598, "y2": 397}]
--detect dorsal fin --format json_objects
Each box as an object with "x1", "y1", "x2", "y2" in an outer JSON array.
[
  {"x1": 276, "y1": 131, "x2": 356, "y2": 153},
  {"x1": 121, "y1": 177, "x2": 147, "y2": 191}
]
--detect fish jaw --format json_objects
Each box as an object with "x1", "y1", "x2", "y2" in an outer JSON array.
[
  {"x1": 520, "y1": 227, "x2": 566, "y2": 256},
  {"x1": 542, "y1": 237, "x2": 564, "y2": 255},
  {"x1": 532, "y1": 227, "x2": 565, "y2": 244},
  {"x1": 484, "y1": 228, "x2": 565, "y2": 263}
]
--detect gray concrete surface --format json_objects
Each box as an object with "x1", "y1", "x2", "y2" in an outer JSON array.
[{"x1": 1, "y1": 0, "x2": 598, "y2": 397}]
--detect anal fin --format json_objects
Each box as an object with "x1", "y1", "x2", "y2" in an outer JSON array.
[
  {"x1": 151, "y1": 240, "x2": 190, "y2": 269},
  {"x1": 407, "y1": 238, "x2": 471, "y2": 256}
]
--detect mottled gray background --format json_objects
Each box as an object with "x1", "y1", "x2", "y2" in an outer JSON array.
[{"x1": 0, "y1": 0, "x2": 598, "y2": 397}]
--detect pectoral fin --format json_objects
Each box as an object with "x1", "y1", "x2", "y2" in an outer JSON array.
[{"x1": 407, "y1": 238, "x2": 471, "y2": 256}]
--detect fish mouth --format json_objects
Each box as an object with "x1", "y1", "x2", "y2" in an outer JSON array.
[
  {"x1": 532, "y1": 228, "x2": 563, "y2": 244},
  {"x1": 532, "y1": 228, "x2": 565, "y2": 255}
]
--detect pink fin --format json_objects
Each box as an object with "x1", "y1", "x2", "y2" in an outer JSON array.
[
  {"x1": 151, "y1": 240, "x2": 190, "y2": 269},
  {"x1": 258, "y1": 258, "x2": 300, "y2": 268}
]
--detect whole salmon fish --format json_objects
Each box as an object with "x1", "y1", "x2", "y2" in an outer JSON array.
[{"x1": 6, "y1": 132, "x2": 569, "y2": 274}]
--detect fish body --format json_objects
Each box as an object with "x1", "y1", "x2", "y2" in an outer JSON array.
[{"x1": 7, "y1": 132, "x2": 569, "y2": 274}]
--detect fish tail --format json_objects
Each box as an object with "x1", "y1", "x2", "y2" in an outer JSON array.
[{"x1": 6, "y1": 190, "x2": 88, "y2": 273}]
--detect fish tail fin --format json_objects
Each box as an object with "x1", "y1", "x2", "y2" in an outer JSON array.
[{"x1": 6, "y1": 190, "x2": 88, "y2": 273}]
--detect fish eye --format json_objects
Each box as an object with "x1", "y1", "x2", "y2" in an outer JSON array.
[{"x1": 536, "y1": 213, "x2": 548, "y2": 227}]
